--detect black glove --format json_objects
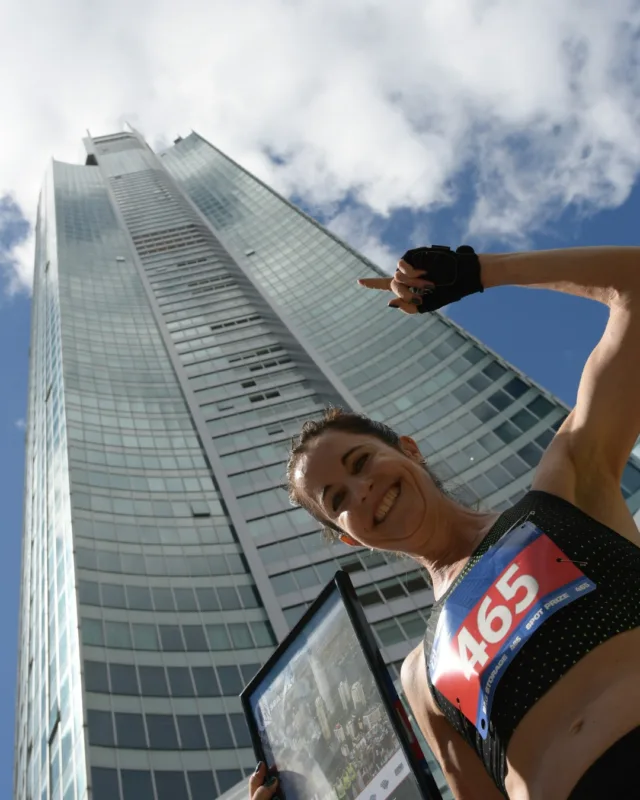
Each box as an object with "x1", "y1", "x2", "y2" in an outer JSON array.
[{"x1": 400, "y1": 244, "x2": 483, "y2": 312}]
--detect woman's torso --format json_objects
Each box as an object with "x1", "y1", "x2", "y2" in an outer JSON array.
[{"x1": 421, "y1": 462, "x2": 640, "y2": 800}]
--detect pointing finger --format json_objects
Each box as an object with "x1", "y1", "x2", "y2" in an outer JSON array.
[{"x1": 357, "y1": 277, "x2": 393, "y2": 291}]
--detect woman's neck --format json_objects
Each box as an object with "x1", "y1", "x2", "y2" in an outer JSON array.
[{"x1": 414, "y1": 503, "x2": 501, "y2": 599}]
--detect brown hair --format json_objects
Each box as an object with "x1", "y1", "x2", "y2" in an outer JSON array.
[{"x1": 286, "y1": 406, "x2": 445, "y2": 541}]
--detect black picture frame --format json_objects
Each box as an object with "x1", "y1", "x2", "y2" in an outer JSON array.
[{"x1": 241, "y1": 570, "x2": 442, "y2": 800}]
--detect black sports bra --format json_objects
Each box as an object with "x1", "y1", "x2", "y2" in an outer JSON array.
[{"x1": 423, "y1": 490, "x2": 640, "y2": 795}]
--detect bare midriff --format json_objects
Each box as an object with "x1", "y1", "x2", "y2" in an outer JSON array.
[{"x1": 503, "y1": 612, "x2": 640, "y2": 800}]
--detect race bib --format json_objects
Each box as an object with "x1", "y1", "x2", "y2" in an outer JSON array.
[{"x1": 428, "y1": 521, "x2": 596, "y2": 738}]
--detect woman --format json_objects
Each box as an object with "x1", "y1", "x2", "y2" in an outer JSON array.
[{"x1": 250, "y1": 245, "x2": 640, "y2": 800}]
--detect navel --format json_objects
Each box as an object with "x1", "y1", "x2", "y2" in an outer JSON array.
[{"x1": 569, "y1": 718, "x2": 585, "y2": 736}]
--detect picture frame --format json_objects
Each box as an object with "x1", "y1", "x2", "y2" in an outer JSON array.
[{"x1": 241, "y1": 570, "x2": 442, "y2": 800}]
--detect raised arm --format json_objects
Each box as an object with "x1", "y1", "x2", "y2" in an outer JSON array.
[
  {"x1": 360, "y1": 245, "x2": 640, "y2": 493},
  {"x1": 480, "y1": 247, "x2": 640, "y2": 486}
]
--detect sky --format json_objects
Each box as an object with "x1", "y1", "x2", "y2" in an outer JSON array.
[{"x1": 1, "y1": 0, "x2": 640, "y2": 795}]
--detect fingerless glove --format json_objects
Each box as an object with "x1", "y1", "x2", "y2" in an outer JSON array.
[{"x1": 400, "y1": 244, "x2": 483, "y2": 312}]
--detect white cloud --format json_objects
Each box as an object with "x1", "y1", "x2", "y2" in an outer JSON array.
[
  {"x1": 2, "y1": 0, "x2": 640, "y2": 292},
  {"x1": 2, "y1": 228, "x2": 35, "y2": 296},
  {"x1": 0, "y1": 195, "x2": 31, "y2": 295},
  {"x1": 14, "y1": 419, "x2": 26, "y2": 431}
]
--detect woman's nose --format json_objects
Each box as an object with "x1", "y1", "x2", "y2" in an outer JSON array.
[{"x1": 353, "y1": 476, "x2": 373, "y2": 504}]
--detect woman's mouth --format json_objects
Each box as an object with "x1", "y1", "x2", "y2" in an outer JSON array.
[{"x1": 374, "y1": 483, "x2": 401, "y2": 524}]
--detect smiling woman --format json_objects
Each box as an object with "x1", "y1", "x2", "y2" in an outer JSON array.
[{"x1": 245, "y1": 244, "x2": 640, "y2": 800}]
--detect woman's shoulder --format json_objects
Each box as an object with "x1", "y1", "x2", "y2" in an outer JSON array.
[
  {"x1": 531, "y1": 425, "x2": 640, "y2": 547},
  {"x1": 529, "y1": 422, "x2": 577, "y2": 502}
]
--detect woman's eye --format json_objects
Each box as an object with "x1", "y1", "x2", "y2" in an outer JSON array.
[
  {"x1": 354, "y1": 454, "x2": 368, "y2": 473},
  {"x1": 332, "y1": 491, "x2": 345, "y2": 513}
]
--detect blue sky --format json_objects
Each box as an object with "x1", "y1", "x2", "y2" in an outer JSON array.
[
  {"x1": 0, "y1": 282, "x2": 29, "y2": 797},
  {"x1": 1, "y1": 174, "x2": 639, "y2": 795}
]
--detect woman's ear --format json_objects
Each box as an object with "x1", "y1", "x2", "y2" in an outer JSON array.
[
  {"x1": 398, "y1": 435, "x2": 423, "y2": 462},
  {"x1": 339, "y1": 533, "x2": 360, "y2": 547}
]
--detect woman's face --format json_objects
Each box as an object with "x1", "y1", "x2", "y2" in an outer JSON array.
[{"x1": 292, "y1": 430, "x2": 443, "y2": 554}]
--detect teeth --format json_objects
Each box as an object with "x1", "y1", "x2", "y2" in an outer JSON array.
[{"x1": 375, "y1": 485, "x2": 399, "y2": 523}]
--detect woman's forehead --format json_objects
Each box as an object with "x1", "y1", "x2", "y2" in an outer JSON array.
[{"x1": 293, "y1": 430, "x2": 378, "y2": 488}]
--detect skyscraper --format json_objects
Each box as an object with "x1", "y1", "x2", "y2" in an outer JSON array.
[
  {"x1": 351, "y1": 682, "x2": 366, "y2": 711},
  {"x1": 14, "y1": 127, "x2": 640, "y2": 800},
  {"x1": 338, "y1": 680, "x2": 351, "y2": 713},
  {"x1": 314, "y1": 698, "x2": 331, "y2": 742}
]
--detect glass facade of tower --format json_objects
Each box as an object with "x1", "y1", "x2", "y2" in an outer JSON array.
[{"x1": 15, "y1": 128, "x2": 640, "y2": 800}]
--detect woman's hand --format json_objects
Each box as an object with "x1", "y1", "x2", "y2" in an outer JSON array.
[
  {"x1": 249, "y1": 763, "x2": 279, "y2": 800},
  {"x1": 358, "y1": 245, "x2": 483, "y2": 313},
  {"x1": 358, "y1": 259, "x2": 434, "y2": 315}
]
